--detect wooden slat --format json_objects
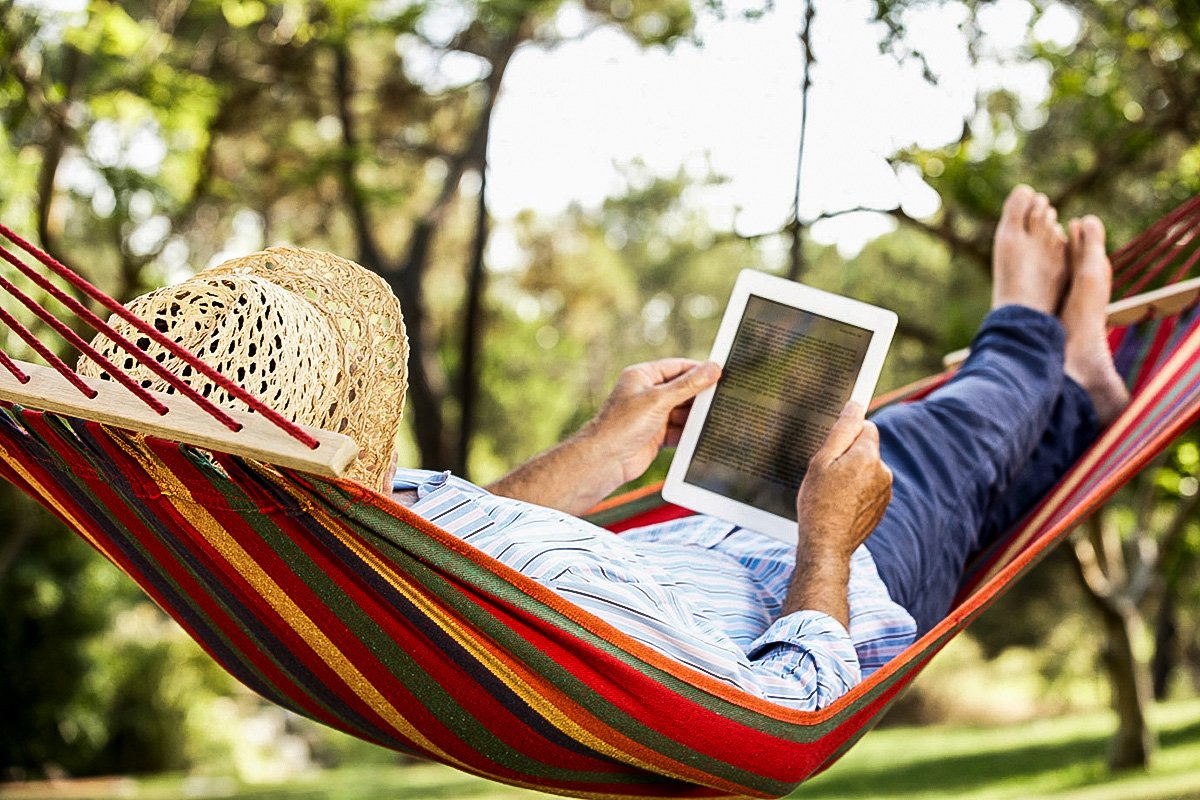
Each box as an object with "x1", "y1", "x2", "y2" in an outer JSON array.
[
  {"x1": 0, "y1": 358, "x2": 359, "y2": 478},
  {"x1": 942, "y1": 277, "x2": 1200, "y2": 370}
]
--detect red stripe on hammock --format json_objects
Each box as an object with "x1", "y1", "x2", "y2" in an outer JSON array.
[
  {"x1": 605, "y1": 502, "x2": 694, "y2": 533},
  {"x1": 203, "y1": 452, "x2": 627, "y2": 781},
  {"x1": 66, "y1": 423, "x2": 387, "y2": 746},
  {"x1": 138, "y1": 444, "x2": 432, "y2": 751},
  {"x1": 1132, "y1": 317, "x2": 1177, "y2": 395},
  {"x1": 0, "y1": 413, "x2": 393, "y2": 750}
]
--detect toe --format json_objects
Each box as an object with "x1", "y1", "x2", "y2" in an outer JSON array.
[
  {"x1": 1025, "y1": 193, "x2": 1049, "y2": 232},
  {"x1": 1080, "y1": 215, "x2": 1107, "y2": 256},
  {"x1": 1001, "y1": 184, "x2": 1035, "y2": 227},
  {"x1": 1045, "y1": 206, "x2": 1065, "y2": 241},
  {"x1": 1068, "y1": 218, "x2": 1083, "y2": 253},
  {"x1": 1072, "y1": 217, "x2": 1110, "y2": 283}
]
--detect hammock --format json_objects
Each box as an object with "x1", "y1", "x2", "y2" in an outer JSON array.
[{"x1": 1, "y1": 198, "x2": 1199, "y2": 799}]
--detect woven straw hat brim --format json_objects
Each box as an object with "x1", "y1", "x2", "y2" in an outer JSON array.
[{"x1": 79, "y1": 247, "x2": 409, "y2": 489}]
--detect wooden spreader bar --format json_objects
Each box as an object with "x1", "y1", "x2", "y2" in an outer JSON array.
[{"x1": 0, "y1": 358, "x2": 359, "y2": 479}]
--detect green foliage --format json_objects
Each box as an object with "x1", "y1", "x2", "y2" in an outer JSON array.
[
  {"x1": 891, "y1": 0, "x2": 1200, "y2": 245},
  {"x1": 472, "y1": 166, "x2": 762, "y2": 480},
  {"x1": 0, "y1": 0, "x2": 704, "y2": 777},
  {"x1": 0, "y1": 482, "x2": 232, "y2": 779},
  {"x1": 0, "y1": 489, "x2": 112, "y2": 776},
  {"x1": 3, "y1": 0, "x2": 1200, "y2": 781}
]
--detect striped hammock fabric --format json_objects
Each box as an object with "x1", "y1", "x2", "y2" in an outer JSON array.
[{"x1": 1, "y1": 197, "x2": 1199, "y2": 798}]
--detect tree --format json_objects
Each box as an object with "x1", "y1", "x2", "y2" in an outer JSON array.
[
  {"x1": 0, "y1": 0, "x2": 705, "y2": 777},
  {"x1": 866, "y1": 0, "x2": 1200, "y2": 770}
]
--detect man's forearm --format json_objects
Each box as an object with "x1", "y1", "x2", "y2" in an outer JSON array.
[
  {"x1": 782, "y1": 542, "x2": 852, "y2": 630},
  {"x1": 486, "y1": 359, "x2": 720, "y2": 515},
  {"x1": 485, "y1": 429, "x2": 623, "y2": 516}
]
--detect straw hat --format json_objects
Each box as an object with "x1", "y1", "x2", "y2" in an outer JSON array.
[{"x1": 78, "y1": 247, "x2": 409, "y2": 489}]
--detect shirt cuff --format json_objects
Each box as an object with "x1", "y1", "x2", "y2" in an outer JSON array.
[{"x1": 746, "y1": 610, "x2": 862, "y2": 703}]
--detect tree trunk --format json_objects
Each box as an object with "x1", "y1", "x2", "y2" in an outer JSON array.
[
  {"x1": 1151, "y1": 593, "x2": 1177, "y2": 700},
  {"x1": 785, "y1": 1, "x2": 814, "y2": 283},
  {"x1": 1098, "y1": 599, "x2": 1157, "y2": 770},
  {"x1": 457, "y1": 164, "x2": 490, "y2": 477},
  {"x1": 335, "y1": 31, "x2": 522, "y2": 472},
  {"x1": 1072, "y1": 515, "x2": 1157, "y2": 771}
]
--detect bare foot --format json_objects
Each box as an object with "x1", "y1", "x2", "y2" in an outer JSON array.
[
  {"x1": 1063, "y1": 216, "x2": 1129, "y2": 426},
  {"x1": 991, "y1": 185, "x2": 1069, "y2": 314}
]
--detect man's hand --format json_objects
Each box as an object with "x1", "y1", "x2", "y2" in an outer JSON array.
[
  {"x1": 783, "y1": 402, "x2": 893, "y2": 629},
  {"x1": 581, "y1": 359, "x2": 722, "y2": 486},
  {"x1": 486, "y1": 358, "x2": 720, "y2": 515},
  {"x1": 796, "y1": 402, "x2": 893, "y2": 559}
]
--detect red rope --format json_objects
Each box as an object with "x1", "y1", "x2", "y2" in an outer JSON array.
[
  {"x1": 1104, "y1": 194, "x2": 1200, "y2": 275},
  {"x1": 0, "y1": 270, "x2": 170, "y2": 413},
  {"x1": 1166, "y1": 234, "x2": 1200, "y2": 287},
  {"x1": 0, "y1": 225, "x2": 320, "y2": 449},
  {"x1": 0, "y1": 350, "x2": 30, "y2": 384},
  {"x1": 1113, "y1": 196, "x2": 1200, "y2": 295},
  {"x1": 1111, "y1": 193, "x2": 1200, "y2": 275},
  {"x1": 0, "y1": 305, "x2": 97, "y2": 398},
  {"x1": 0, "y1": 245, "x2": 218, "y2": 424}
]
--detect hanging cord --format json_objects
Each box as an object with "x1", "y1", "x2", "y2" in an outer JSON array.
[
  {"x1": 0, "y1": 302, "x2": 95, "y2": 397},
  {"x1": 785, "y1": 0, "x2": 816, "y2": 282},
  {"x1": 0, "y1": 262, "x2": 168, "y2": 412},
  {"x1": 1112, "y1": 194, "x2": 1200, "y2": 296},
  {"x1": 0, "y1": 349, "x2": 30, "y2": 384},
  {"x1": 0, "y1": 225, "x2": 320, "y2": 450}
]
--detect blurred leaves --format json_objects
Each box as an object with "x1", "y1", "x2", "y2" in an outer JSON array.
[{"x1": 2, "y1": 0, "x2": 1200, "y2": 780}]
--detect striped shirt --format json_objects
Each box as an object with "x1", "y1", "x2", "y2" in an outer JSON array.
[{"x1": 393, "y1": 468, "x2": 917, "y2": 710}]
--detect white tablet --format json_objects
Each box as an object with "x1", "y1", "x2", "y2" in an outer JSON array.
[{"x1": 662, "y1": 269, "x2": 897, "y2": 543}]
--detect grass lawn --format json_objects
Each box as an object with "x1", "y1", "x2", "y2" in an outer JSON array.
[{"x1": 3, "y1": 699, "x2": 1198, "y2": 800}]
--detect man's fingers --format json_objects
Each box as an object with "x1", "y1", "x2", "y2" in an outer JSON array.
[
  {"x1": 816, "y1": 401, "x2": 865, "y2": 460},
  {"x1": 659, "y1": 361, "x2": 720, "y2": 406},
  {"x1": 846, "y1": 422, "x2": 889, "y2": 477},
  {"x1": 852, "y1": 420, "x2": 880, "y2": 453},
  {"x1": 637, "y1": 358, "x2": 701, "y2": 383}
]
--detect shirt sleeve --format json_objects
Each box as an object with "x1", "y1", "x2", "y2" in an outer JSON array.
[
  {"x1": 400, "y1": 473, "x2": 875, "y2": 713},
  {"x1": 551, "y1": 570, "x2": 862, "y2": 712},
  {"x1": 745, "y1": 611, "x2": 862, "y2": 709}
]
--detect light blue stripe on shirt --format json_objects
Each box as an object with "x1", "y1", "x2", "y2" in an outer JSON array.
[{"x1": 393, "y1": 468, "x2": 917, "y2": 711}]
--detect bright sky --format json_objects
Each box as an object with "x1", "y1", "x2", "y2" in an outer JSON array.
[
  {"x1": 485, "y1": 0, "x2": 1077, "y2": 257},
  {"x1": 24, "y1": 0, "x2": 1079, "y2": 263}
]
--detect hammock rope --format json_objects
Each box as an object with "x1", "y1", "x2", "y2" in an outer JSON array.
[
  {"x1": 0, "y1": 196, "x2": 1199, "y2": 798},
  {"x1": 0, "y1": 223, "x2": 317, "y2": 447},
  {"x1": 1113, "y1": 194, "x2": 1200, "y2": 293}
]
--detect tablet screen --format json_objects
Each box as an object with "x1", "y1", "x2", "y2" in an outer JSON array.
[{"x1": 682, "y1": 294, "x2": 873, "y2": 522}]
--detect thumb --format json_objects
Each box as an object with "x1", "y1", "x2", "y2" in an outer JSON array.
[
  {"x1": 815, "y1": 401, "x2": 865, "y2": 462},
  {"x1": 660, "y1": 361, "x2": 721, "y2": 405}
]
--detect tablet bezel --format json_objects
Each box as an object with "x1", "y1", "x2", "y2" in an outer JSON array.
[{"x1": 661, "y1": 269, "x2": 897, "y2": 544}]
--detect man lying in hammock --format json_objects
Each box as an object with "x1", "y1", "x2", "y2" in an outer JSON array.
[
  {"x1": 391, "y1": 184, "x2": 1128, "y2": 710},
  {"x1": 87, "y1": 185, "x2": 1127, "y2": 712}
]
